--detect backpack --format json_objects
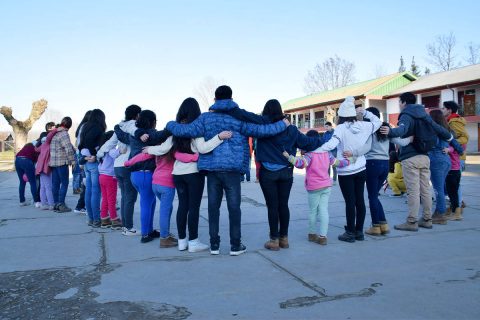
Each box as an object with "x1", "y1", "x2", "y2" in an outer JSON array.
[{"x1": 409, "y1": 116, "x2": 437, "y2": 153}]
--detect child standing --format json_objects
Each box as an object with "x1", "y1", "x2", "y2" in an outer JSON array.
[
  {"x1": 445, "y1": 142, "x2": 464, "y2": 221},
  {"x1": 283, "y1": 130, "x2": 351, "y2": 245},
  {"x1": 35, "y1": 129, "x2": 58, "y2": 209},
  {"x1": 98, "y1": 131, "x2": 122, "y2": 229}
]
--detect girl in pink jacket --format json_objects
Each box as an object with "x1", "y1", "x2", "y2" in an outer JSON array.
[{"x1": 284, "y1": 130, "x2": 352, "y2": 245}]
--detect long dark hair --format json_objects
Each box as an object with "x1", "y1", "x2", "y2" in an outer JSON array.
[
  {"x1": 262, "y1": 99, "x2": 285, "y2": 122},
  {"x1": 136, "y1": 110, "x2": 157, "y2": 129},
  {"x1": 366, "y1": 107, "x2": 388, "y2": 142},
  {"x1": 80, "y1": 109, "x2": 107, "y2": 145},
  {"x1": 75, "y1": 110, "x2": 92, "y2": 138},
  {"x1": 430, "y1": 109, "x2": 455, "y2": 139},
  {"x1": 172, "y1": 98, "x2": 201, "y2": 154}
]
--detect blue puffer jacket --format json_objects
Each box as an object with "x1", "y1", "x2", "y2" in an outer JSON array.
[{"x1": 166, "y1": 99, "x2": 287, "y2": 173}]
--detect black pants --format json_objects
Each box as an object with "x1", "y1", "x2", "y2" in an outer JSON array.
[
  {"x1": 174, "y1": 173, "x2": 205, "y2": 240},
  {"x1": 446, "y1": 170, "x2": 461, "y2": 211},
  {"x1": 76, "y1": 183, "x2": 85, "y2": 210},
  {"x1": 259, "y1": 167, "x2": 293, "y2": 239},
  {"x1": 338, "y1": 170, "x2": 367, "y2": 233}
]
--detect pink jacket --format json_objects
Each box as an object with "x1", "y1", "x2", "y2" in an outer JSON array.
[
  {"x1": 35, "y1": 129, "x2": 58, "y2": 175},
  {"x1": 448, "y1": 145, "x2": 463, "y2": 171},
  {"x1": 288, "y1": 151, "x2": 350, "y2": 191},
  {"x1": 124, "y1": 152, "x2": 199, "y2": 189}
]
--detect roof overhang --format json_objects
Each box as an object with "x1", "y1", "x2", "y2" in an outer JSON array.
[
  {"x1": 384, "y1": 79, "x2": 480, "y2": 99},
  {"x1": 284, "y1": 95, "x2": 365, "y2": 113}
]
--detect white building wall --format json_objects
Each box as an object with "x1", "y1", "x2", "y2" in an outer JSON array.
[
  {"x1": 441, "y1": 89, "x2": 457, "y2": 104},
  {"x1": 466, "y1": 123, "x2": 478, "y2": 153},
  {"x1": 386, "y1": 98, "x2": 400, "y2": 117}
]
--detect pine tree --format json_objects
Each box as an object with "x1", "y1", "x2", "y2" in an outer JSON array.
[
  {"x1": 410, "y1": 56, "x2": 421, "y2": 77},
  {"x1": 398, "y1": 56, "x2": 406, "y2": 72}
]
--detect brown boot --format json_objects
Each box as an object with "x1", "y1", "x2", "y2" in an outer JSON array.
[
  {"x1": 365, "y1": 225, "x2": 382, "y2": 236},
  {"x1": 264, "y1": 238, "x2": 280, "y2": 251},
  {"x1": 160, "y1": 235, "x2": 178, "y2": 248},
  {"x1": 450, "y1": 208, "x2": 463, "y2": 221},
  {"x1": 308, "y1": 234, "x2": 319, "y2": 242},
  {"x1": 279, "y1": 236, "x2": 289, "y2": 249},
  {"x1": 379, "y1": 222, "x2": 390, "y2": 235},
  {"x1": 315, "y1": 236, "x2": 328, "y2": 245},
  {"x1": 432, "y1": 212, "x2": 447, "y2": 225}
]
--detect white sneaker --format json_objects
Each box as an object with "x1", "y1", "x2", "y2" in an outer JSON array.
[
  {"x1": 122, "y1": 228, "x2": 138, "y2": 236},
  {"x1": 19, "y1": 201, "x2": 31, "y2": 207},
  {"x1": 188, "y1": 239, "x2": 209, "y2": 253},
  {"x1": 178, "y1": 238, "x2": 188, "y2": 251},
  {"x1": 41, "y1": 204, "x2": 50, "y2": 210},
  {"x1": 35, "y1": 202, "x2": 42, "y2": 208}
]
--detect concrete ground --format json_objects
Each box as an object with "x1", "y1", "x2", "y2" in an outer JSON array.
[{"x1": 1, "y1": 157, "x2": 479, "y2": 319}]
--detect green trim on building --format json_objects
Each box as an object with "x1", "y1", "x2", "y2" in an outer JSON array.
[{"x1": 283, "y1": 72, "x2": 416, "y2": 111}]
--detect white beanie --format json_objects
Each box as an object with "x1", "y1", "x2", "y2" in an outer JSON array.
[{"x1": 337, "y1": 96, "x2": 356, "y2": 117}]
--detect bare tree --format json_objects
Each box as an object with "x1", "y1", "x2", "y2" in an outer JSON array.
[
  {"x1": 303, "y1": 55, "x2": 355, "y2": 94},
  {"x1": 427, "y1": 32, "x2": 458, "y2": 71},
  {"x1": 0, "y1": 99, "x2": 48, "y2": 152},
  {"x1": 194, "y1": 76, "x2": 224, "y2": 111},
  {"x1": 465, "y1": 42, "x2": 480, "y2": 65}
]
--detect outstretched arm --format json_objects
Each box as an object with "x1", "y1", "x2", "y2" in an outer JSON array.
[
  {"x1": 114, "y1": 125, "x2": 130, "y2": 144},
  {"x1": 166, "y1": 115, "x2": 205, "y2": 138},
  {"x1": 240, "y1": 119, "x2": 287, "y2": 138}
]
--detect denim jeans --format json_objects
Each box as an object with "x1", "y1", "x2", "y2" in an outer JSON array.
[
  {"x1": 115, "y1": 167, "x2": 138, "y2": 229},
  {"x1": 259, "y1": 167, "x2": 293, "y2": 239},
  {"x1": 85, "y1": 162, "x2": 101, "y2": 222},
  {"x1": 52, "y1": 165, "x2": 69, "y2": 204},
  {"x1": 365, "y1": 160, "x2": 389, "y2": 224},
  {"x1": 131, "y1": 171, "x2": 156, "y2": 236},
  {"x1": 307, "y1": 188, "x2": 331, "y2": 236},
  {"x1": 207, "y1": 171, "x2": 242, "y2": 247},
  {"x1": 15, "y1": 157, "x2": 38, "y2": 203},
  {"x1": 152, "y1": 184, "x2": 176, "y2": 238},
  {"x1": 429, "y1": 154, "x2": 451, "y2": 214},
  {"x1": 72, "y1": 152, "x2": 82, "y2": 191},
  {"x1": 173, "y1": 173, "x2": 205, "y2": 240},
  {"x1": 241, "y1": 155, "x2": 251, "y2": 182},
  {"x1": 338, "y1": 170, "x2": 367, "y2": 233}
]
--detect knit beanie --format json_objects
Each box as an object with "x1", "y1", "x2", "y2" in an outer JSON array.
[{"x1": 338, "y1": 96, "x2": 356, "y2": 117}]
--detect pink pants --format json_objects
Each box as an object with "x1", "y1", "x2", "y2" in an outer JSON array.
[{"x1": 99, "y1": 174, "x2": 118, "y2": 220}]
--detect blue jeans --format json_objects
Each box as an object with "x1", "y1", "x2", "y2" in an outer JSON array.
[
  {"x1": 52, "y1": 165, "x2": 69, "y2": 204},
  {"x1": 365, "y1": 160, "x2": 389, "y2": 225},
  {"x1": 15, "y1": 157, "x2": 38, "y2": 203},
  {"x1": 152, "y1": 184, "x2": 175, "y2": 238},
  {"x1": 241, "y1": 155, "x2": 251, "y2": 182},
  {"x1": 429, "y1": 155, "x2": 451, "y2": 214},
  {"x1": 207, "y1": 171, "x2": 242, "y2": 247},
  {"x1": 131, "y1": 171, "x2": 156, "y2": 236},
  {"x1": 72, "y1": 152, "x2": 82, "y2": 190},
  {"x1": 85, "y1": 162, "x2": 101, "y2": 221}
]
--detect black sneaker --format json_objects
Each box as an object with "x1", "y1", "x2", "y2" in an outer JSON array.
[
  {"x1": 53, "y1": 204, "x2": 60, "y2": 212},
  {"x1": 141, "y1": 235, "x2": 154, "y2": 243},
  {"x1": 230, "y1": 244, "x2": 246, "y2": 256},
  {"x1": 92, "y1": 220, "x2": 101, "y2": 228},
  {"x1": 338, "y1": 231, "x2": 355, "y2": 243},
  {"x1": 355, "y1": 231, "x2": 365, "y2": 241},
  {"x1": 57, "y1": 203, "x2": 72, "y2": 213},
  {"x1": 210, "y1": 243, "x2": 220, "y2": 255},
  {"x1": 148, "y1": 230, "x2": 160, "y2": 238}
]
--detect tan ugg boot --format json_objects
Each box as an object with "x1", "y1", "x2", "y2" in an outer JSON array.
[
  {"x1": 279, "y1": 236, "x2": 289, "y2": 249},
  {"x1": 450, "y1": 208, "x2": 463, "y2": 221},
  {"x1": 379, "y1": 222, "x2": 390, "y2": 235},
  {"x1": 365, "y1": 225, "x2": 382, "y2": 236}
]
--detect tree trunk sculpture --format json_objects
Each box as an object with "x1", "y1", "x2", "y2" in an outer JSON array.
[{"x1": 1, "y1": 99, "x2": 48, "y2": 153}]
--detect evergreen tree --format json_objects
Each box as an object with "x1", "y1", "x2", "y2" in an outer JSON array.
[
  {"x1": 424, "y1": 67, "x2": 431, "y2": 75},
  {"x1": 410, "y1": 56, "x2": 421, "y2": 77},
  {"x1": 398, "y1": 56, "x2": 406, "y2": 72}
]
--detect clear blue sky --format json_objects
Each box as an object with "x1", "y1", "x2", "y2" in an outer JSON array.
[{"x1": 1, "y1": 0, "x2": 478, "y2": 131}]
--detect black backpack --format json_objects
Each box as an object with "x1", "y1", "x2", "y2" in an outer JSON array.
[{"x1": 407, "y1": 115, "x2": 437, "y2": 153}]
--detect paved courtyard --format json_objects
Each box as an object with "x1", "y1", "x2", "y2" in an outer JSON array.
[{"x1": 1, "y1": 157, "x2": 479, "y2": 319}]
